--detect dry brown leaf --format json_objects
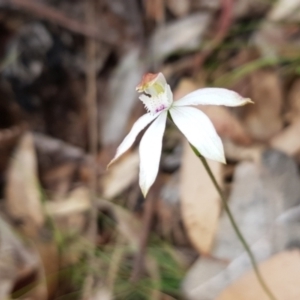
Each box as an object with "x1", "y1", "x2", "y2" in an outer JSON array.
[
  {"x1": 89, "y1": 288, "x2": 112, "y2": 300},
  {"x1": 5, "y1": 132, "x2": 44, "y2": 237},
  {"x1": 46, "y1": 187, "x2": 90, "y2": 217},
  {"x1": 223, "y1": 139, "x2": 264, "y2": 162},
  {"x1": 233, "y1": 0, "x2": 270, "y2": 18},
  {"x1": 15, "y1": 243, "x2": 55, "y2": 300},
  {"x1": 46, "y1": 186, "x2": 90, "y2": 235},
  {"x1": 217, "y1": 250, "x2": 300, "y2": 300},
  {"x1": 102, "y1": 151, "x2": 139, "y2": 199},
  {"x1": 174, "y1": 74, "x2": 204, "y2": 100},
  {"x1": 286, "y1": 79, "x2": 300, "y2": 123},
  {"x1": 150, "y1": 13, "x2": 211, "y2": 64},
  {"x1": 34, "y1": 241, "x2": 59, "y2": 300},
  {"x1": 214, "y1": 149, "x2": 300, "y2": 260},
  {"x1": 202, "y1": 106, "x2": 252, "y2": 145},
  {"x1": 180, "y1": 141, "x2": 221, "y2": 254},
  {"x1": 268, "y1": 0, "x2": 300, "y2": 22},
  {"x1": 0, "y1": 215, "x2": 40, "y2": 299},
  {"x1": 270, "y1": 120, "x2": 300, "y2": 158},
  {"x1": 166, "y1": 0, "x2": 190, "y2": 17},
  {"x1": 173, "y1": 78, "x2": 201, "y2": 100},
  {"x1": 243, "y1": 70, "x2": 283, "y2": 141}
]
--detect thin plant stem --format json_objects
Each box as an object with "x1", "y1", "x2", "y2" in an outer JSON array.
[
  {"x1": 81, "y1": 0, "x2": 98, "y2": 298},
  {"x1": 191, "y1": 146, "x2": 277, "y2": 300}
]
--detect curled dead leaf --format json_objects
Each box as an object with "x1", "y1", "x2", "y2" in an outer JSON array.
[{"x1": 5, "y1": 132, "x2": 44, "y2": 238}]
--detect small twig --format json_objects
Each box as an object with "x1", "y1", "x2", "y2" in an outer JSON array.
[
  {"x1": 191, "y1": 146, "x2": 277, "y2": 300},
  {"x1": 126, "y1": 0, "x2": 145, "y2": 45},
  {"x1": 192, "y1": 0, "x2": 233, "y2": 72},
  {"x1": 6, "y1": 0, "x2": 113, "y2": 44},
  {"x1": 81, "y1": 0, "x2": 98, "y2": 298},
  {"x1": 130, "y1": 191, "x2": 156, "y2": 283},
  {"x1": 167, "y1": 0, "x2": 234, "y2": 75},
  {"x1": 215, "y1": 0, "x2": 234, "y2": 43}
]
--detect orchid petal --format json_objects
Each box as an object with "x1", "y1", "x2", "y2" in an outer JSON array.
[
  {"x1": 170, "y1": 106, "x2": 225, "y2": 163},
  {"x1": 107, "y1": 113, "x2": 159, "y2": 168},
  {"x1": 173, "y1": 88, "x2": 253, "y2": 107},
  {"x1": 139, "y1": 111, "x2": 167, "y2": 197}
]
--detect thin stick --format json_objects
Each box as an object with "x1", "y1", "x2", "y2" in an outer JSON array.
[
  {"x1": 5, "y1": 0, "x2": 113, "y2": 44},
  {"x1": 8, "y1": 0, "x2": 112, "y2": 43},
  {"x1": 193, "y1": 0, "x2": 233, "y2": 72},
  {"x1": 130, "y1": 192, "x2": 156, "y2": 283},
  {"x1": 191, "y1": 147, "x2": 277, "y2": 300},
  {"x1": 81, "y1": 0, "x2": 98, "y2": 298}
]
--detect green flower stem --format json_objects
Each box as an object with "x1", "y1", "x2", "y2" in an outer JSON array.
[{"x1": 191, "y1": 146, "x2": 277, "y2": 300}]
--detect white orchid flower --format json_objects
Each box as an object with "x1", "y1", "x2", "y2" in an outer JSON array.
[{"x1": 108, "y1": 73, "x2": 252, "y2": 197}]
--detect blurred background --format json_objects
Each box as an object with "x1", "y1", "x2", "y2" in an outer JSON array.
[{"x1": 0, "y1": 0, "x2": 300, "y2": 299}]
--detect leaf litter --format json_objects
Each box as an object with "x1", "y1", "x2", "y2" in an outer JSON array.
[{"x1": 0, "y1": 0, "x2": 300, "y2": 299}]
